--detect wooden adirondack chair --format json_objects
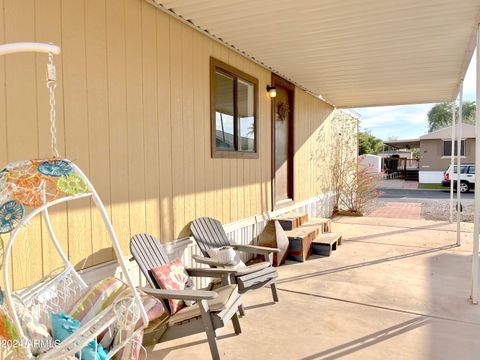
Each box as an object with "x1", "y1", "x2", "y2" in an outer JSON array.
[
  {"x1": 190, "y1": 217, "x2": 280, "y2": 314},
  {"x1": 130, "y1": 233, "x2": 243, "y2": 360}
]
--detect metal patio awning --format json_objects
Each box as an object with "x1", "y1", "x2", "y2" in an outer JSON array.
[
  {"x1": 149, "y1": 0, "x2": 480, "y2": 108},
  {"x1": 383, "y1": 139, "x2": 420, "y2": 149}
]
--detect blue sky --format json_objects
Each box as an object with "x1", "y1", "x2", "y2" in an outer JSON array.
[{"x1": 352, "y1": 51, "x2": 476, "y2": 141}]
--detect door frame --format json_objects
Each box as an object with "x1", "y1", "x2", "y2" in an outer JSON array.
[{"x1": 271, "y1": 74, "x2": 295, "y2": 210}]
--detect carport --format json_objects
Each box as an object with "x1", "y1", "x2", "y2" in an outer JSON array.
[{"x1": 146, "y1": 0, "x2": 480, "y2": 302}]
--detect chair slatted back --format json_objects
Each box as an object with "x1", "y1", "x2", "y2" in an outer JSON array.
[
  {"x1": 190, "y1": 217, "x2": 230, "y2": 257},
  {"x1": 130, "y1": 233, "x2": 170, "y2": 289}
]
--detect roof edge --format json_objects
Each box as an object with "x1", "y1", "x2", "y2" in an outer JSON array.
[
  {"x1": 144, "y1": 0, "x2": 337, "y2": 108},
  {"x1": 452, "y1": 19, "x2": 480, "y2": 100}
]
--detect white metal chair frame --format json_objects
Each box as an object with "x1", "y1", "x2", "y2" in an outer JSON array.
[{"x1": 2, "y1": 162, "x2": 149, "y2": 359}]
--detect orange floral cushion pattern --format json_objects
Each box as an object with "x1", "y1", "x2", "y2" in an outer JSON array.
[{"x1": 151, "y1": 258, "x2": 190, "y2": 314}]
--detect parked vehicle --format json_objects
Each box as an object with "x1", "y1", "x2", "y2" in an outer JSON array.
[{"x1": 441, "y1": 163, "x2": 475, "y2": 193}]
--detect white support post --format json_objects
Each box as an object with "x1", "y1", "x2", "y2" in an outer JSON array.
[
  {"x1": 456, "y1": 81, "x2": 463, "y2": 246},
  {"x1": 450, "y1": 102, "x2": 456, "y2": 223},
  {"x1": 471, "y1": 25, "x2": 480, "y2": 305}
]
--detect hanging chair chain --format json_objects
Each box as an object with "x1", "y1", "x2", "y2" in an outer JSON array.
[{"x1": 46, "y1": 52, "x2": 59, "y2": 158}]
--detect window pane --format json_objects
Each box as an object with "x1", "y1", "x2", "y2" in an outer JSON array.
[
  {"x1": 444, "y1": 140, "x2": 466, "y2": 156},
  {"x1": 469, "y1": 166, "x2": 475, "y2": 174},
  {"x1": 237, "y1": 79, "x2": 255, "y2": 152},
  {"x1": 444, "y1": 141, "x2": 451, "y2": 156},
  {"x1": 215, "y1": 71, "x2": 235, "y2": 150},
  {"x1": 453, "y1": 166, "x2": 468, "y2": 174}
]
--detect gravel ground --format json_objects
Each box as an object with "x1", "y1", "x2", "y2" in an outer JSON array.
[
  {"x1": 420, "y1": 199, "x2": 474, "y2": 222},
  {"x1": 365, "y1": 198, "x2": 474, "y2": 222}
]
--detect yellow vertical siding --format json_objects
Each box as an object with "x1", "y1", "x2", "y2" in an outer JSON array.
[
  {"x1": 142, "y1": 1, "x2": 161, "y2": 237},
  {"x1": 85, "y1": 0, "x2": 113, "y2": 265},
  {"x1": 0, "y1": 0, "x2": 9, "y2": 289},
  {"x1": 0, "y1": 0, "x2": 338, "y2": 289},
  {"x1": 106, "y1": 0, "x2": 131, "y2": 257},
  {"x1": 126, "y1": 0, "x2": 147, "y2": 243},
  {"x1": 156, "y1": 10, "x2": 173, "y2": 242},
  {"x1": 36, "y1": 0, "x2": 70, "y2": 274},
  {"x1": 294, "y1": 89, "x2": 337, "y2": 202},
  {"x1": 4, "y1": 0, "x2": 43, "y2": 290}
]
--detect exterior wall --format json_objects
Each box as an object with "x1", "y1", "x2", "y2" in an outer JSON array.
[
  {"x1": 359, "y1": 155, "x2": 382, "y2": 173},
  {"x1": 0, "y1": 0, "x2": 339, "y2": 290},
  {"x1": 420, "y1": 138, "x2": 475, "y2": 172},
  {"x1": 294, "y1": 90, "x2": 337, "y2": 200},
  {"x1": 419, "y1": 171, "x2": 445, "y2": 184}
]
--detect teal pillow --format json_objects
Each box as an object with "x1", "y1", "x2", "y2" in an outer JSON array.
[
  {"x1": 51, "y1": 312, "x2": 80, "y2": 342},
  {"x1": 50, "y1": 312, "x2": 108, "y2": 360},
  {"x1": 82, "y1": 340, "x2": 109, "y2": 360}
]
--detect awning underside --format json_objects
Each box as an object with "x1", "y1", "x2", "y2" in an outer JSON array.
[
  {"x1": 383, "y1": 139, "x2": 420, "y2": 149},
  {"x1": 152, "y1": 0, "x2": 480, "y2": 108}
]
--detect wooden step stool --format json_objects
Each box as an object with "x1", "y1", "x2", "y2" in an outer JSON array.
[
  {"x1": 284, "y1": 227, "x2": 318, "y2": 262},
  {"x1": 312, "y1": 233, "x2": 342, "y2": 257},
  {"x1": 275, "y1": 212, "x2": 309, "y2": 231},
  {"x1": 307, "y1": 217, "x2": 333, "y2": 234}
]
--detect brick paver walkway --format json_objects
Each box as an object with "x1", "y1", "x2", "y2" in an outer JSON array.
[
  {"x1": 368, "y1": 202, "x2": 424, "y2": 220},
  {"x1": 377, "y1": 179, "x2": 418, "y2": 189},
  {"x1": 403, "y1": 181, "x2": 419, "y2": 189}
]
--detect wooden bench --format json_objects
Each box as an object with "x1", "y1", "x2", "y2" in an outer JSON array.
[{"x1": 312, "y1": 233, "x2": 342, "y2": 256}]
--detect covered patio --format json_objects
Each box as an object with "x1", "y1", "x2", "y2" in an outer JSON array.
[
  {"x1": 148, "y1": 216, "x2": 480, "y2": 359},
  {"x1": 1, "y1": 0, "x2": 480, "y2": 359}
]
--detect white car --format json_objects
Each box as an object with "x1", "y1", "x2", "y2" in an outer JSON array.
[{"x1": 442, "y1": 163, "x2": 475, "y2": 193}]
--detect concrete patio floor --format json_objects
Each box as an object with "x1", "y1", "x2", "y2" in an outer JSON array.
[{"x1": 147, "y1": 216, "x2": 480, "y2": 360}]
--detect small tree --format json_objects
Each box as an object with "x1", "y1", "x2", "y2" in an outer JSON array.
[
  {"x1": 339, "y1": 159, "x2": 382, "y2": 214},
  {"x1": 312, "y1": 110, "x2": 380, "y2": 215},
  {"x1": 330, "y1": 111, "x2": 358, "y2": 212}
]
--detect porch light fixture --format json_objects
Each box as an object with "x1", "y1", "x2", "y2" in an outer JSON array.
[{"x1": 267, "y1": 85, "x2": 277, "y2": 98}]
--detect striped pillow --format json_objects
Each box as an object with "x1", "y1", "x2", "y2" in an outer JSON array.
[{"x1": 68, "y1": 276, "x2": 167, "y2": 348}]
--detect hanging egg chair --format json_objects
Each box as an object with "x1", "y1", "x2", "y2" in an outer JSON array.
[{"x1": 0, "y1": 43, "x2": 149, "y2": 359}]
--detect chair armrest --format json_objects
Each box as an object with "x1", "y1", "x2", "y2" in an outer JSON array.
[
  {"x1": 186, "y1": 267, "x2": 238, "y2": 278},
  {"x1": 233, "y1": 244, "x2": 281, "y2": 254},
  {"x1": 139, "y1": 287, "x2": 218, "y2": 301},
  {"x1": 192, "y1": 254, "x2": 236, "y2": 267}
]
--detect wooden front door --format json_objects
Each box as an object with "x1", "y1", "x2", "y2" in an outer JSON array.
[{"x1": 272, "y1": 75, "x2": 294, "y2": 208}]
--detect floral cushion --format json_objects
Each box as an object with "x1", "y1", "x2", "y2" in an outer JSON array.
[{"x1": 151, "y1": 258, "x2": 191, "y2": 315}]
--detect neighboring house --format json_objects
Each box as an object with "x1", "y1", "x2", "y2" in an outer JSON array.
[
  {"x1": 383, "y1": 124, "x2": 475, "y2": 183},
  {"x1": 419, "y1": 123, "x2": 475, "y2": 183}
]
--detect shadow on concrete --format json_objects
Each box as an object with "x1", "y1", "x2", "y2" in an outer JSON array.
[
  {"x1": 335, "y1": 219, "x2": 472, "y2": 234},
  {"x1": 278, "y1": 244, "x2": 457, "y2": 285},
  {"x1": 300, "y1": 317, "x2": 428, "y2": 360},
  {"x1": 244, "y1": 301, "x2": 276, "y2": 311},
  {"x1": 147, "y1": 332, "x2": 239, "y2": 358}
]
